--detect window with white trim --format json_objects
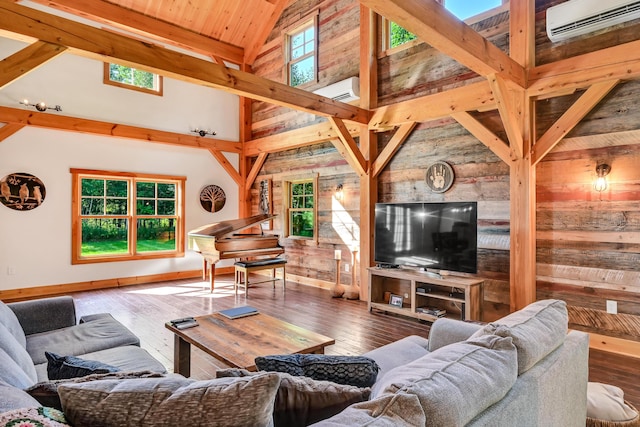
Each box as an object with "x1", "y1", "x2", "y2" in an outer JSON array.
[
  {"x1": 71, "y1": 169, "x2": 184, "y2": 264},
  {"x1": 286, "y1": 17, "x2": 318, "y2": 87}
]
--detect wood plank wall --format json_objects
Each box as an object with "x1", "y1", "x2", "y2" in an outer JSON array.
[{"x1": 250, "y1": 0, "x2": 640, "y2": 336}]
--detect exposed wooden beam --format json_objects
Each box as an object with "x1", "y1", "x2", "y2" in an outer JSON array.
[
  {"x1": 0, "y1": 41, "x2": 66, "y2": 89},
  {"x1": 528, "y1": 39, "x2": 640, "y2": 99},
  {"x1": 0, "y1": 1, "x2": 369, "y2": 124},
  {"x1": 0, "y1": 123, "x2": 24, "y2": 142},
  {"x1": 239, "y1": 63, "x2": 253, "y2": 217},
  {"x1": 245, "y1": 121, "x2": 362, "y2": 157},
  {"x1": 360, "y1": 0, "x2": 526, "y2": 87},
  {"x1": 209, "y1": 150, "x2": 241, "y2": 186},
  {"x1": 329, "y1": 117, "x2": 368, "y2": 177},
  {"x1": 246, "y1": 153, "x2": 269, "y2": 189},
  {"x1": 451, "y1": 112, "x2": 511, "y2": 164},
  {"x1": 0, "y1": 106, "x2": 242, "y2": 152},
  {"x1": 488, "y1": 74, "x2": 524, "y2": 158},
  {"x1": 369, "y1": 81, "x2": 496, "y2": 129},
  {"x1": 370, "y1": 122, "x2": 416, "y2": 177},
  {"x1": 509, "y1": 0, "x2": 535, "y2": 69},
  {"x1": 532, "y1": 80, "x2": 619, "y2": 165},
  {"x1": 26, "y1": 0, "x2": 244, "y2": 64},
  {"x1": 244, "y1": 0, "x2": 288, "y2": 65}
]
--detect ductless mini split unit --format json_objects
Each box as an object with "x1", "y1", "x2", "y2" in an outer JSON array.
[
  {"x1": 312, "y1": 76, "x2": 360, "y2": 103},
  {"x1": 546, "y1": 0, "x2": 640, "y2": 42}
]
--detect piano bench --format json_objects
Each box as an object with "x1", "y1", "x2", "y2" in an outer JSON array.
[{"x1": 234, "y1": 258, "x2": 287, "y2": 297}]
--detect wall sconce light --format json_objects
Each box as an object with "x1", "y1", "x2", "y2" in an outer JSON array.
[
  {"x1": 20, "y1": 99, "x2": 62, "y2": 112},
  {"x1": 192, "y1": 128, "x2": 217, "y2": 137},
  {"x1": 335, "y1": 184, "x2": 344, "y2": 201},
  {"x1": 594, "y1": 163, "x2": 611, "y2": 192}
]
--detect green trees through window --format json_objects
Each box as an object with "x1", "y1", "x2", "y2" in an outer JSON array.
[
  {"x1": 104, "y1": 63, "x2": 163, "y2": 95},
  {"x1": 288, "y1": 21, "x2": 316, "y2": 87},
  {"x1": 71, "y1": 169, "x2": 184, "y2": 263}
]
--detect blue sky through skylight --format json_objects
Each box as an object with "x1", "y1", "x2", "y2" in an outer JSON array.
[{"x1": 446, "y1": 0, "x2": 502, "y2": 20}]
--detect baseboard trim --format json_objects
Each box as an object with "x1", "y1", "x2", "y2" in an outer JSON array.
[
  {"x1": 0, "y1": 267, "x2": 232, "y2": 302},
  {"x1": 589, "y1": 332, "x2": 640, "y2": 360}
]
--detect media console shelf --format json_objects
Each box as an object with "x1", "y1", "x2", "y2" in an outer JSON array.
[{"x1": 368, "y1": 267, "x2": 484, "y2": 322}]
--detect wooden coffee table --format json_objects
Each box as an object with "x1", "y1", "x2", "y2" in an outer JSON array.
[{"x1": 165, "y1": 312, "x2": 335, "y2": 376}]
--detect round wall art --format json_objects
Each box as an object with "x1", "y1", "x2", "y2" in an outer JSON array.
[
  {"x1": 199, "y1": 184, "x2": 226, "y2": 213},
  {"x1": 0, "y1": 172, "x2": 46, "y2": 211},
  {"x1": 425, "y1": 161, "x2": 455, "y2": 193}
]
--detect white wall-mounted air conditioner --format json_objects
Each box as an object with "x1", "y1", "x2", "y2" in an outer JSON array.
[
  {"x1": 547, "y1": 0, "x2": 640, "y2": 42},
  {"x1": 312, "y1": 77, "x2": 360, "y2": 103}
]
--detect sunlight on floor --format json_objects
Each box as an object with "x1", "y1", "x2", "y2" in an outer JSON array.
[{"x1": 127, "y1": 280, "x2": 240, "y2": 298}]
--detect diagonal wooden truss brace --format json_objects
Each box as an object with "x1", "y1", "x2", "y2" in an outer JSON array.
[
  {"x1": 531, "y1": 80, "x2": 619, "y2": 165},
  {"x1": 208, "y1": 150, "x2": 242, "y2": 186},
  {"x1": 329, "y1": 117, "x2": 368, "y2": 177},
  {"x1": 451, "y1": 112, "x2": 511, "y2": 165},
  {"x1": 0, "y1": 41, "x2": 66, "y2": 89},
  {"x1": 370, "y1": 122, "x2": 416, "y2": 177},
  {"x1": 0, "y1": 123, "x2": 24, "y2": 143}
]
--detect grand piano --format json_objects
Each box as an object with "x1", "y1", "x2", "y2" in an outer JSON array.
[{"x1": 188, "y1": 214, "x2": 283, "y2": 292}]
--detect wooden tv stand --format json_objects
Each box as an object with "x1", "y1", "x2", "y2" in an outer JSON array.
[{"x1": 368, "y1": 267, "x2": 484, "y2": 322}]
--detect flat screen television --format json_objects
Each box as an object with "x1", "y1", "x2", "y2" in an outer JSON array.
[{"x1": 374, "y1": 201, "x2": 478, "y2": 274}]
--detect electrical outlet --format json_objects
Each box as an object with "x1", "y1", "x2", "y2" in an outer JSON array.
[
  {"x1": 345, "y1": 263, "x2": 349, "y2": 272},
  {"x1": 6, "y1": 267, "x2": 15, "y2": 276},
  {"x1": 606, "y1": 300, "x2": 617, "y2": 314},
  {"x1": 404, "y1": 293, "x2": 409, "y2": 299}
]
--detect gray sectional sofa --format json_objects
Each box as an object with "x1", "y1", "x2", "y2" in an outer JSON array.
[
  {"x1": 315, "y1": 299, "x2": 590, "y2": 426},
  {"x1": 0, "y1": 296, "x2": 166, "y2": 412},
  {"x1": 0, "y1": 296, "x2": 589, "y2": 427}
]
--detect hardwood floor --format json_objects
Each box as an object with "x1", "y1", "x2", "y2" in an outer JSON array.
[{"x1": 68, "y1": 275, "x2": 640, "y2": 409}]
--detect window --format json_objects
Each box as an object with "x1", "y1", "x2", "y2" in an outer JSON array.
[
  {"x1": 283, "y1": 174, "x2": 318, "y2": 241},
  {"x1": 381, "y1": 0, "x2": 504, "y2": 52},
  {"x1": 71, "y1": 169, "x2": 185, "y2": 264},
  {"x1": 286, "y1": 16, "x2": 317, "y2": 87},
  {"x1": 103, "y1": 63, "x2": 163, "y2": 96}
]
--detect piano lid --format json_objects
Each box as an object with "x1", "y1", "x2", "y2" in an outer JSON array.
[{"x1": 188, "y1": 213, "x2": 277, "y2": 239}]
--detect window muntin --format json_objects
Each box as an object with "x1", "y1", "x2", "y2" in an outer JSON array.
[
  {"x1": 103, "y1": 63, "x2": 163, "y2": 96},
  {"x1": 287, "y1": 19, "x2": 317, "y2": 87},
  {"x1": 72, "y1": 169, "x2": 184, "y2": 263}
]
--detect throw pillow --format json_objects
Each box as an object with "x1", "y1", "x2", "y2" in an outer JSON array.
[
  {"x1": 26, "y1": 370, "x2": 165, "y2": 410},
  {"x1": 58, "y1": 372, "x2": 281, "y2": 427},
  {"x1": 0, "y1": 407, "x2": 70, "y2": 427},
  {"x1": 216, "y1": 369, "x2": 371, "y2": 427},
  {"x1": 45, "y1": 352, "x2": 119, "y2": 380},
  {"x1": 587, "y1": 382, "x2": 639, "y2": 422},
  {"x1": 255, "y1": 354, "x2": 379, "y2": 388},
  {"x1": 469, "y1": 299, "x2": 568, "y2": 375}
]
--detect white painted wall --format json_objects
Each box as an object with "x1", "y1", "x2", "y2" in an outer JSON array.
[{"x1": 0, "y1": 38, "x2": 240, "y2": 291}]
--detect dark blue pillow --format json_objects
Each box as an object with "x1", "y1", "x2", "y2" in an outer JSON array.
[
  {"x1": 255, "y1": 354, "x2": 379, "y2": 388},
  {"x1": 45, "y1": 352, "x2": 119, "y2": 380}
]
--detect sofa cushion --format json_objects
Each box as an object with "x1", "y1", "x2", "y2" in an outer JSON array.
[
  {"x1": 45, "y1": 352, "x2": 119, "y2": 380},
  {"x1": 358, "y1": 334, "x2": 518, "y2": 427},
  {"x1": 59, "y1": 373, "x2": 281, "y2": 427},
  {"x1": 26, "y1": 315, "x2": 141, "y2": 365},
  {"x1": 470, "y1": 299, "x2": 568, "y2": 375},
  {"x1": 0, "y1": 322, "x2": 38, "y2": 384},
  {"x1": 0, "y1": 407, "x2": 70, "y2": 426},
  {"x1": 26, "y1": 371, "x2": 166, "y2": 410},
  {"x1": 217, "y1": 369, "x2": 371, "y2": 427},
  {"x1": 362, "y1": 335, "x2": 429, "y2": 383},
  {"x1": 255, "y1": 354, "x2": 379, "y2": 388},
  {"x1": 0, "y1": 347, "x2": 36, "y2": 389},
  {"x1": 0, "y1": 380, "x2": 41, "y2": 413},
  {"x1": 34, "y1": 345, "x2": 167, "y2": 381},
  {"x1": 0, "y1": 299, "x2": 27, "y2": 348}
]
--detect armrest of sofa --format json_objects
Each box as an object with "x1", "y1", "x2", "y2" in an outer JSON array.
[
  {"x1": 427, "y1": 318, "x2": 483, "y2": 352},
  {"x1": 8, "y1": 296, "x2": 77, "y2": 336}
]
